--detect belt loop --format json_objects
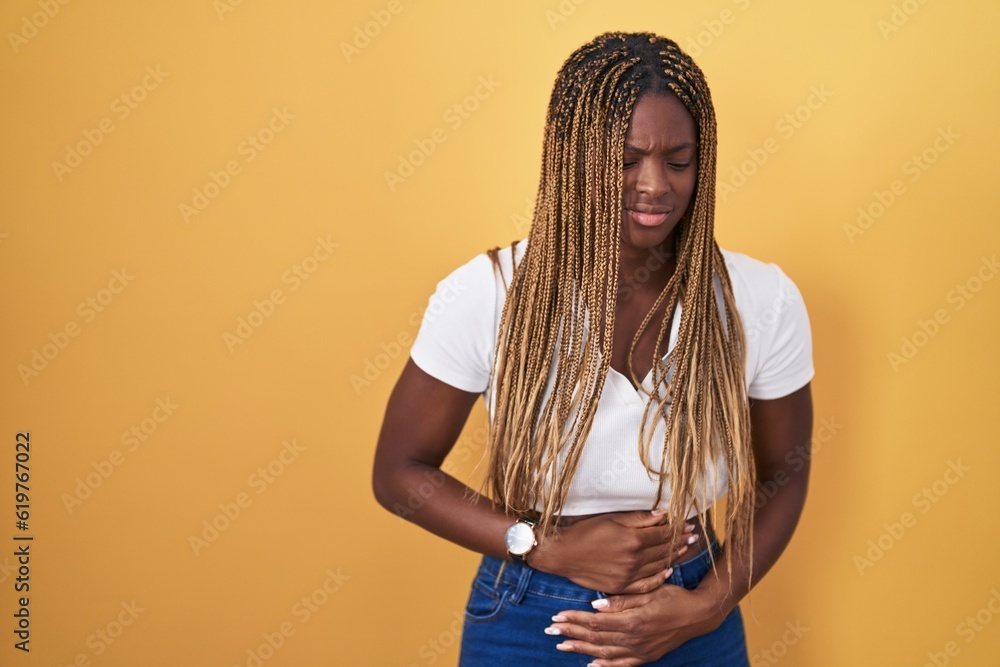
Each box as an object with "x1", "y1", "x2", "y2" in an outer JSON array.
[{"x1": 508, "y1": 560, "x2": 532, "y2": 605}]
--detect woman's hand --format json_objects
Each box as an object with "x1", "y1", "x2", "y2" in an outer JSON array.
[
  {"x1": 528, "y1": 511, "x2": 699, "y2": 594},
  {"x1": 540, "y1": 384, "x2": 815, "y2": 665},
  {"x1": 543, "y1": 584, "x2": 726, "y2": 666}
]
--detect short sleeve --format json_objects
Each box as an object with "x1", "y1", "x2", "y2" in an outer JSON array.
[
  {"x1": 408, "y1": 253, "x2": 497, "y2": 394},
  {"x1": 746, "y1": 265, "x2": 815, "y2": 400}
]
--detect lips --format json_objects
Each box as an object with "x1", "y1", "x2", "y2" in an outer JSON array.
[{"x1": 626, "y1": 207, "x2": 672, "y2": 227}]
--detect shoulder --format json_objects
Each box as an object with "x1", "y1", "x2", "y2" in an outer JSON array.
[
  {"x1": 409, "y1": 238, "x2": 526, "y2": 394},
  {"x1": 719, "y1": 247, "x2": 814, "y2": 398},
  {"x1": 720, "y1": 247, "x2": 791, "y2": 291},
  {"x1": 436, "y1": 236, "x2": 528, "y2": 295},
  {"x1": 719, "y1": 247, "x2": 806, "y2": 316}
]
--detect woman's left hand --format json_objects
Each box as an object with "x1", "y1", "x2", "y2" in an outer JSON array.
[{"x1": 544, "y1": 584, "x2": 727, "y2": 666}]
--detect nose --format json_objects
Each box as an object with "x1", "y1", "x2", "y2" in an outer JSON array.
[{"x1": 635, "y1": 160, "x2": 671, "y2": 198}]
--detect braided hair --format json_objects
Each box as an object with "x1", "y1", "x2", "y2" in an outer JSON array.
[{"x1": 484, "y1": 31, "x2": 755, "y2": 586}]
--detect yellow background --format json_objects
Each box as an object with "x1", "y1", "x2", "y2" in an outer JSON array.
[{"x1": 1, "y1": 0, "x2": 998, "y2": 665}]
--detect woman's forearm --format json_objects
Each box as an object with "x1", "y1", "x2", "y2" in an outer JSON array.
[
  {"x1": 373, "y1": 461, "x2": 513, "y2": 559},
  {"x1": 694, "y1": 386, "x2": 815, "y2": 622},
  {"x1": 373, "y1": 460, "x2": 696, "y2": 594},
  {"x1": 692, "y1": 470, "x2": 809, "y2": 622}
]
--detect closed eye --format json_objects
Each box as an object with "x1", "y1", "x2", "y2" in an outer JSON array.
[{"x1": 623, "y1": 160, "x2": 691, "y2": 170}]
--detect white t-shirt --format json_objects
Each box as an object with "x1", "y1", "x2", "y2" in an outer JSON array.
[{"x1": 409, "y1": 237, "x2": 814, "y2": 517}]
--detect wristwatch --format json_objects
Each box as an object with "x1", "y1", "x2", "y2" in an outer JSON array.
[{"x1": 504, "y1": 518, "x2": 538, "y2": 564}]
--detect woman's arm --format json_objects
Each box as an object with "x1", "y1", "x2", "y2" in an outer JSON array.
[
  {"x1": 372, "y1": 358, "x2": 694, "y2": 594},
  {"x1": 372, "y1": 358, "x2": 508, "y2": 558},
  {"x1": 691, "y1": 382, "x2": 815, "y2": 623},
  {"x1": 544, "y1": 383, "x2": 814, "y2": 666}
]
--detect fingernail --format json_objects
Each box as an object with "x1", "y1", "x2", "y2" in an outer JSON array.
[
  {"x1": 551, "y1": 614, "x2": 567, "y2": 622},
  {"x1": 651, "y1": 508, "x2": 667, "y2": 516},
  {"x1": 591, "y1": 598, "x2": 609, "y2": 609},
  {"x1": 663, "y1": 567, "x2": 674, "y2": 579},
  {"x1": 687, "y1": 534, "x2": 699, "y2": 544},
  {"x1": 556, "y1": 642, "x2": 573, "y2": 651},
  {"x1": 544, "y1": 626, "x2": 561, "y2": 635},
  {"x1": 684, "y1": 522, "x2": 695, "y2": 532},
  {"x1": 678, "y1": 545, "x2": 688, "y2": 556}
]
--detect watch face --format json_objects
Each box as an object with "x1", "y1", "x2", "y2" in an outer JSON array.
[{"x1": 505, "y1": 522, "x2": 535, "y2": 555}]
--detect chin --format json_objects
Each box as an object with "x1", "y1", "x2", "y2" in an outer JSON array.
[{"x1": 620, "y1": 215, "x2": 679, "y2": 249}]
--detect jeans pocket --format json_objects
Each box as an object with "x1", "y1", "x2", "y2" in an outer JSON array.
[{"x1": 464, "y1": 576, "x2": 509, "y2": 624}]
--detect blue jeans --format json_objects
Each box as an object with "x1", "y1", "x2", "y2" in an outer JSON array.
[{"x1": 458, "y1": 538, "x2": 749, "y2": 666}]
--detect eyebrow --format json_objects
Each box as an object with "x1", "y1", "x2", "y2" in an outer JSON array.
[{"x1": 623, "y1": 141, "x2": 695, "y2": 155}]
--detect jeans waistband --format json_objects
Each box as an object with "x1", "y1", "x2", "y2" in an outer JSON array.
[{"x1": 476, "y1": 537, "x2": 723, "y2": 605}]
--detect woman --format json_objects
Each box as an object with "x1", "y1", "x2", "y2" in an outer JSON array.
[{"x1": 373, "y1": 31, "x2": 814, "y2": 666}]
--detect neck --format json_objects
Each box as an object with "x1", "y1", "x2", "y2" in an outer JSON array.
[{"x1": 616, "y1": 238, "x2": 677, "y2": 298}]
